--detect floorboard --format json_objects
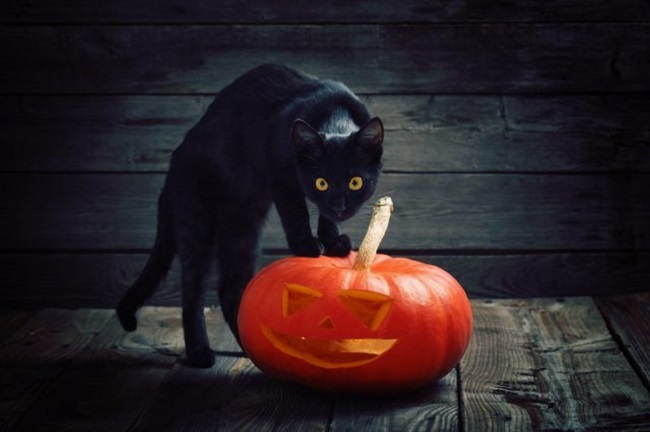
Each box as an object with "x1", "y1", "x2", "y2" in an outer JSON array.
[
  {"x1": 331, "y1": 370, "x2": 459, "y2": 431},
  {"x1": 0, "y1": 309, "x2": 113, "y2": 431},
  {"x1": 133, "y1": 356, "x2": 333, "y2": 432},
  {"x1": 461, "y1": 298, "x2": 650, "y2": 431},
  {"x1": 596, "y1": 293, "x2": 650, "y2": 389},
  {"x1": 0, "y1": 310, "x2": 35, "y2": 343},
  {"x1": 8, "y1": 308, "x2": 180, "y2": 432},
  {"x1": 2, "y1": 298, "x2": 650, "y2": 431}
]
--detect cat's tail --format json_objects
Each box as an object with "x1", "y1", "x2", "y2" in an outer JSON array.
[{"x1": 117, "y1": 189, "x2": 175, "y2": 331}]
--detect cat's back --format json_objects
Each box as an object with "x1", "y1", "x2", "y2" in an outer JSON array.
[
  {"x1": 182, "y1": 65, "x2": 320, "y2": 141},
  {"x1": 207, "y1": 64, "x2": 365, "y2": 122},
  {"x1": 218, "y1": 64, "x2": 329, "y2": 112},
  {"x1": 176, "y1": 65, "x2": 367, "y2": 169}
]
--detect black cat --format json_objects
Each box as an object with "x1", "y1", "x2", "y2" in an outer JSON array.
[{"x1": 117, "y1": 64, "x2": 384, "y2": 368}]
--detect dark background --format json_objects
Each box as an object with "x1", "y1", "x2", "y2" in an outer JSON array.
[{"x1": 1, "y1": 0, "x2": 649, "y2": 308}]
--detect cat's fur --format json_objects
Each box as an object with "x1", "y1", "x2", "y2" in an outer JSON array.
[{"x1": 116, "y1": 64, "x2": 384, "y2": 367}]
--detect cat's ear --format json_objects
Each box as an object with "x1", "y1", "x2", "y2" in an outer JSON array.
[
  {"x1": 292, "y1": 119, "x2": 324, "y2": 164},
  {"x1": 355, "y1": 117, "x2": 384, "y2": 159}
]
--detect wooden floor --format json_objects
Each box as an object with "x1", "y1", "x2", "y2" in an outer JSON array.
[{"x1": 1, "y1": 293, "x2": 649, "y2": 431}]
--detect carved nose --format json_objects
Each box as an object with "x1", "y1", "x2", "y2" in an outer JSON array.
[{"x1": 319, "y1": 316, "x2": 334, "y2": 329}]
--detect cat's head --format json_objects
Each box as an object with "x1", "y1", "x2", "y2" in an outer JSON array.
[{"x1": 292, "y1": 117, "x2": 384, "y2": 222}]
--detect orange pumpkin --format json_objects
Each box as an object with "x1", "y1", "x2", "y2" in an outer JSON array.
[{"x1": 237, "y1": 197, "x2": 473, "y2": 394}]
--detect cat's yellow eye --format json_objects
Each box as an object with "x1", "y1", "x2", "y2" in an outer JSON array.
[
  {"x1": 315, "y1": 178, "x2": 329, "y2": 192},
  {"x1": 349, "y1": 176, "x2": 363, "y2": 191}
]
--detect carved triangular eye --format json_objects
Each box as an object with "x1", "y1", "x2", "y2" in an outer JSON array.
[
  {"x1": 339, "y1": 290, "x2": 393, "y2": 331},
  {"x1": 283, "y1": 284, "x2": 323, "y2": 317}
]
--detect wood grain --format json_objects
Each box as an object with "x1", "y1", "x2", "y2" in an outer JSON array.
[
  {"x1": 1, "y1": 300, "x2": 649, "y2": 430},
  {"x1": 134, "y1": 356, "x2": 333, "y2": 431},
  {"x1": 2, "y1": 94, "x2": 648, "y2": 173},
  {"x1": 331, "y1": 370, "x2": 459, "y2": 431},
  {"x1": 205, "y1": 304, "x2": 242, "y2": 354},
  {"x1": 0, "y1": 1, "x2": 647, "y2": 310},
  {"x1": 8, "y1": 308, "x2": 181, "y2": 432},
  {"x1": 2, "y1": 173, "x2": 647, "y2": 250},
  {"x1": 0, "y1": 309, "x2": 113, "y2": 431},
  {"x1": 0, "y1": 310, "x2": 35, "y2": 343},
  {"x1": 596, "y1": 293, "x2": 650, "y2": 390},
  {"x1": 2, "y1": 252, "x2": 649, "y2": 309},
  {"x1": 461, "y1": 299, "x2": 537, "y2": 430},
  {"x1": 461, "y1": 298, "x2": 650, "y2": 431},
  {"x1": 1, "y1": 24, "x2": 648, "y2": 94},
  {"x1": 3, "y1": 0, "x2": 650, "y2": 24}
]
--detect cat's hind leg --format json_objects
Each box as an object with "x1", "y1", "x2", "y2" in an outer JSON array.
[
  {"x1": 215, "y1": 204, "x2": 266, "y2": 347},
  {"x1": 175, "y1": 197, "x2": 218, "y2": 368}
]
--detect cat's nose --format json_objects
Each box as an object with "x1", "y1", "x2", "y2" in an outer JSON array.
[{"x1": 331, "y1": 200, "x2": 346, "y2": 214}]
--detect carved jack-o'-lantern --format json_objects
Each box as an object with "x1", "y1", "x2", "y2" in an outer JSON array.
[{"x1": 238, "y1": 198, "x2": 473, "y2": 394}]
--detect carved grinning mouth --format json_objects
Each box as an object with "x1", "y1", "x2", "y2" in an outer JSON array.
[{"x1": 261, "y1": 325, "x2": 397, "y2": 369}]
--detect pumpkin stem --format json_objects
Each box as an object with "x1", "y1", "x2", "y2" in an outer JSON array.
[{"x1": 352, "y1": 196, "x2": 394, "y2": 272}]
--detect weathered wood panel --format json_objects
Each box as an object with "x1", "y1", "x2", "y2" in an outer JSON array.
[
  {"x1": 8, "y1": 309, "x2": 179, "y2": 432},
  {"x1": 3, "y1": 0, "x2": 650, "y2": 24},
  {"x1": 0, "y1": 254, "x2": 218, "y2": 309},
  {"x1": 2, "y1": 299, "x2": 650, "y2": 431},
  {"x1": 2, "y1": 95, "x2": 648, "y2": 173},
  {"x1": 0, "y1": 0, "x2": 646, "y2": 307},
  {"x1": 0, "y1": 310, "x2": 34, "y2": 343},
  {"x1": 2, "y1": 24, "x2": 648, "y2": 94},
  {"x1": 0, "y1": 309, "x2": 113, "y2": 431},
  {"x1": 133, "y1": 357, "x2": 332, "y2": 431},
  {"x1": 2, "y1": 173, "x2": 647, "y2": 250},
  {"x1": 2, "y1": 252, "x2": 649, "y2": 309},
  {"x1": 461, "y1": 298, "x2": 650, "y2": 431},
  {"x1": 596, "y1": 293, "x2": 650, "y2": 389},
  {"x1": 331, "y1": 372, "x2": 459, "y2": 430}
]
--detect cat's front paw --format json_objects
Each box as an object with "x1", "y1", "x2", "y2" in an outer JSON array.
[
  {"x1": 290, "y1": 236, "x2": 322, "y2": 257},
  {"x1": 323, "y1": 234, "x2": 352, "y2": 257}
]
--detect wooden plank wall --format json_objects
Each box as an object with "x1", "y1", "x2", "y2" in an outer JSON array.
[{"x1": 1, "y1": 1, "x2": 649, "y2": 308}]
